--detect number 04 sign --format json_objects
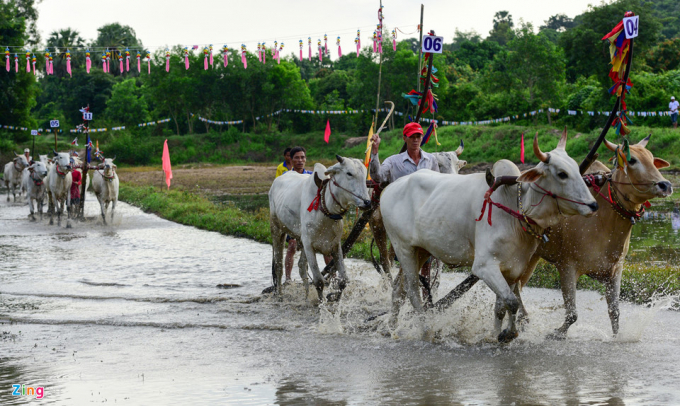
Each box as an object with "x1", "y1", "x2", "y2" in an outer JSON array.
[
  {"x1": 623, "y1": 15, "x2": 639, "y2": 39},
  {"x1": 422, "y1": 35, "x2": 444, "y2": 53}
]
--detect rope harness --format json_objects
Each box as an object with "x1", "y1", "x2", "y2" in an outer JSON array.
[
  {"x1": 30, "y1": 171, "x2": 44, "y2": 186},
  {"x1": 97, "y1": 168, "x2": 117, "y2": 182},
  {"x1": 307, "y1": 178, "x2": 347, "y2": 221},
  {"x1": 55, "y1": 164, "x2": 68, "y2": 178},
  {"x1": 584, "y1": 174, "x2": 648, "y2": 224}
]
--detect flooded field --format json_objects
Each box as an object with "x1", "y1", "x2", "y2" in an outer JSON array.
[{"x1": 1, "y1": 192, "x2": 679, "y2": 405}]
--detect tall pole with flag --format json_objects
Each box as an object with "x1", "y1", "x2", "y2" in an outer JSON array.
[{"x1": 79, "y1": 105, "x2": 90, "y2": 218}]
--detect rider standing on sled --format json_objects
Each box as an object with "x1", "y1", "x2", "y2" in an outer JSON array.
[{"x1": 368, "y1": 122, "x2": 440, "y2": 302}]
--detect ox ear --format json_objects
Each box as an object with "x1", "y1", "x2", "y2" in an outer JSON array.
[
  {"x1": 324, "y1": 163, "x2": 341, "y2": 176},
  {"x1": 654, "y1": 158, "x2": 670, "y2": 169},
  {"x1": 314, "y1": 172, "x2": 323, "y2": 188},
  {"x1": 637, "y1": 134, "x2": 651, "y2": 148},
  {"x1": 455, "y1": 140, "x2": 464, "y2": 156},
  {"x1": 457, "y1": 160, "x2": 467, "y2": 170},
  {"x1": 517, "y1": 166, "x2": 544, "y2": 184}
]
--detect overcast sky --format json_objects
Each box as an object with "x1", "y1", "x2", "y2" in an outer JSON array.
[{"x1": 36, "y1": 0, "x2": 597, "y2": 55}]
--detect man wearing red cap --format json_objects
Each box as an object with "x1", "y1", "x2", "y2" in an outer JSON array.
[
  {"x1": 369, "y1": 122, "x2": 440, "y2": 302},
  {"x1": 369, "y1": 122, "x2": 439, "y2": 183}
]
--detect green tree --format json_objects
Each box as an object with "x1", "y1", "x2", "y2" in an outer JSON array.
[
  {"x1": 485, "y1": 23, "x2": 566, "y2": 123},
  {"x1": 646, "y1": 38, "x2": 680, "y2": 73},
  {"x1": 92, "y1": 23, "x2": 144, "y2": 77},
  {"x1": 104, "y1": 78, "x2": 150, "y2": 126},
  {"x1": 0, "y1": 0, "x2": 38, "y2": 128},
  {"x1": 488, "y1": 11, "x2": 515, "y2": 46},
  {"x1": 46, "y1": 28, "x2": 85, "y2": 78},
  {"x1": 560, "y1": 0, "x2": 662, "y2": 84}
]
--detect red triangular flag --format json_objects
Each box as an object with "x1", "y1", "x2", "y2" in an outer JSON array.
[
  {"x1": 324, "y1": 120, "x2": 331, "y2": 144},
  {"x1": 520, "y1": 132, "x2": 525, "y2": 164},
  {"x1": 162, "y1": 139, "x2": 173, "y2": 190}
]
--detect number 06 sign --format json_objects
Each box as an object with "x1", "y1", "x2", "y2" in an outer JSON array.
[{"x1": 422, "y1": 35, "x2": 444, "y2": 53}]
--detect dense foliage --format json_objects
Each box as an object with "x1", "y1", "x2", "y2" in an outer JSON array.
[{"x1": 2, "y1": 0, "x2": 680, "y2": 142}]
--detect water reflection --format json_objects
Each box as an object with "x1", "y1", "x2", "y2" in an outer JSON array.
[{"x1": 629, "y1": 203, "x2": 680, "y2": 263}]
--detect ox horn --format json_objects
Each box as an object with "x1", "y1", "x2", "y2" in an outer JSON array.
[
  {"x1": 533, "y1": 132, "x2": 550, "y2": 163},
  {"x1": 111, "y1": 155, "x2": 116, "y2": 162},
  {"x1": 603, "y1": 139, "x2": 617, "y2": 152},
  {"x1": 53, "y1": 149, "x2": 59, "y2": 157},
  {"x1": 335, "y1": 155, "x2": 344, "y2": 164},
  {"x1": 557, "y1": 126, "x2": 568, "y2": 150},
  {"x1": 455, "y1": 140, "x2": 464, "y2": 156},
  {"x1": 14, "y1": 151, "x2": 21, "y2": 157},
  {"x1": 637, "y1": 134, "x2": 651, "y2": 148}
]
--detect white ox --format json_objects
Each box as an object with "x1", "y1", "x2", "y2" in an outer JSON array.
[
  {"x1": 431, "y1": 141, "x2": 467, "y2": 175},
  {"x1": 21, "y1": 161, "x2": 49, "y2": 221},
  {"x1": 91, "y1": 157, "x2": 119, "y2": 225},
  {"x1": 3, "y1": 153, "x2": 29, "y2": 202},
  {"x1": 47, "y1": 151, "x2": 73, "y2": 228},
  {"x1": 268, "y1": 155, "x2": 371, "y2": 300},
  {"x1": 380, "y1": 132, "x2": 599, "y2": 342}
]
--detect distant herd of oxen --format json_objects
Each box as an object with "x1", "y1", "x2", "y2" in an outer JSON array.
[
  {"x1": 2, "y1": 150, "x2": 119, "y2": 228},
  {"x1": 2, "y1": 132, "x2": 673, "y2": 344},
  {"x1": 268, "y1": 130, "x2": 673, "y2": 343}
]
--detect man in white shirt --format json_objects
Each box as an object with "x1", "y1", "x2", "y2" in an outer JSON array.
[
  {"x1": 670, "y1": 96, "x2": 679, "y2": 129},
  {"x1": 369, "y1": 122, "x2": 440, "y2": 303}
]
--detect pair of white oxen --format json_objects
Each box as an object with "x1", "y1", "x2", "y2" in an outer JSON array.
[
  {"x1": 269, "y1": 131, "x2": 672, "y2": 343},
  {"x1": 3, "y1": 151, "x2": 119, "y2": 227}
]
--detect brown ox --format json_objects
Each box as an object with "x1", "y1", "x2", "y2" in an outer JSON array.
[{"x1": 507, "y1": 135, "x2": 672, "y2": 339}]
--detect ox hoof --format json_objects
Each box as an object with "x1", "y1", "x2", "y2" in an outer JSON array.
[
  {"x1": 261, "y1": 285, "x2": 276, "y2": 295},
  {"x1": 498, "y1": 328, "x2": 518, "y2": 344},
  {"x1": 326, "y1": 292, "x2": 342, "y2": 302},
  {"x1": 546, "y1": 330, "x2": 567, "y2": 341},
  {"x1": 66, "y1": 223, "x2": 72, "y2": 229},
  {"x1": 29, "y1": 216, "x2": 36, "y2": 222}
]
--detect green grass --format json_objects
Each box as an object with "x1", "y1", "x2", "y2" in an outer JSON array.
[{"x1": 4, "y1": 124, "x2": 680, "y2": 169}]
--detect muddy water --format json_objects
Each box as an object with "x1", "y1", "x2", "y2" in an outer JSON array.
[{"x1": 1, "y1": 194, "x2": 679, "y2": 405}]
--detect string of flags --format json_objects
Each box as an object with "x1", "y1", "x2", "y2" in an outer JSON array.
[
  {"x1": 3, "y1": 8, "x2": 407, "y2": 76},
  {"x1": 3, "y1": 105, "x2": 677, "y2": 136}
]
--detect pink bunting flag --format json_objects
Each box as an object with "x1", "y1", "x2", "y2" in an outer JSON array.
[
  {"x1": 317, "y1": 39, "x2": 322, "y2": 62},
  {"x1": 25, "y1": 52, "x2": 30, "y2": 72},
  {"x1": 146, "y1": 51, "x2": 151, "y2": 74},
  {"x1": 162, "y1": 139, "x2": 173, "y2": 190},
  {"x1": 355, "y1": 37, "x2": 360, "y2": 57},
  {"x1": 262, "y1": 44, "x2": 266, "y2": 63},
  {"x1": 324, "y1": 120, "x2": 331, "y2": 143},
  {"x1": 66, "y1": 50, "x2": 72, "y2": 77},
  {"x1": 257, "y1": 43, "x2": 262, "y2": 62},
  {"x1": 5, "y1": 48, "x2": 9, "y2": 72},
  {"x1": 14, "y1": 54, "x2": 18, "y2": 72},
  {"x1": 520, "y1": 133, "x2": 525, "y2": 164},
  {"x1": 184, "y1": 48, "x2": 189, "y2": 70},
  {"x1": 102, "y1": 54, "x2": 107, "y2": 73},
  {"x1": 308, "y1": 38, "x2": 312, "y2": 61},
  {"x1": 86, "y1": 50, "x2": 91, "y2": 73},
  {"x1": 119, "y1": 55, "x2": 123, "y2": 73},
  {"x1": 299, "y1": 40, "x2": 303, "y2": 60},
  {"x1": 31, "y1": 55, "x2": 36, "y2": 75},
  {"x1": 137, "y1": 51, "x2": 141, "y2": 72},
  {"x1": 165, "y1": 49, "x2": 170, "y2": 72},
  {"x1": 209, "y1": 45, "x2": 213, "y2": 66},
  {"x1": 106, "y1": 52, "x2": 111, "y2": 73},
  {"x1": 222, "y1": 45, "x2": 228, "y2": 67},
  {"x1": 337, "y1": 37, "x2": 342, "y2": 57},
  {"x1": 392, "y1": 29, "x2": 397, "y2": 51},
  {"x1": 241, "y1": 44, "x2": 247, "y2": 69},
  {"x1": 203, "y1": 47, "x2": 209, "y2": 70},
  {"x1": 125, "y1": 49, "x2": 130, "y2": 72},
  {"x1": 324, "y1": 34, "x2": 328, "y2": 55}
]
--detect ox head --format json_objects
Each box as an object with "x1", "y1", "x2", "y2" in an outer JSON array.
[
  {"x1": 52, "y1": 150, "x2": 72, "y2": 173},
  {"x1": 325, "y1": 155, "x2": 371, "y2": 210},
  {"x1": 517, "y1": 130, "x2": 598, "y2": 223},
  {"x1": 13, "y1": 152, "x2": 29, "y2": 168},
  {"x1": 28, "y1": 161, "x2": 48, "y2": 178},
  {"x1": 604, "y1": 135, "x2": 672, "y2": 201},
  {"x1": 39, "y1": 154, "x2": 50, "y2": 165},
  {"x1": 99, "y1": 157, "x2": 117, "y2": 177},
  {"x1": 434, "y1": 140, "x2": 467, "y2": 174}
]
